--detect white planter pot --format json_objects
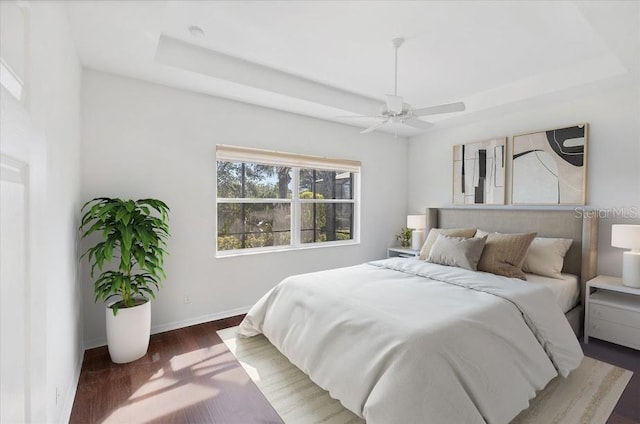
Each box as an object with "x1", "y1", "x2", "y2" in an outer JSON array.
[{"x1": 105, "y1": 300, "x2": 151, "y2": 364}]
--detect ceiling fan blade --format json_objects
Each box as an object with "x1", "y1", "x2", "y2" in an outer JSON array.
[
  {"x1": 413, "y1": 102, "x2": 466, "y2": 117},
  {"x1": 336, "y1": 115, "x2": 382, "y2": 119},
  {"x1": 403, "y1": 118, "x2": 434, "y2": 131},
  {"x1": 360, "y1": 119, "x2": 389, "y2": 134}
]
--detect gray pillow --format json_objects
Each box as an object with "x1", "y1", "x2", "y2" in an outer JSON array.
[
  {"x1": 427, "y1": 234, "x2": 488, "y2": 271},
  {"x1": 419, "y1": 227, "x2": 477, "y2": 260}
]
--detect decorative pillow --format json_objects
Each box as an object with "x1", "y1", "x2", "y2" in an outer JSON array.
[
  {"x1": 427, "y1": 234, "x2": 488, "y2": 271},
  {"x1": 522, "y1": 237, "x2": 573, "y2": 279},
  {"x1": 419, "y1": 228, "x2": 477, "y2": 260},
  {"x1": 476, "y1": 229, "x2": 529, "y2": 267},
  {"x1": 475, "y1": 230, "x2": 537, "y2": 280}
]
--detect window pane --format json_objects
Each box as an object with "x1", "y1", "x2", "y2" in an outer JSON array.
[
  {"x1": 217, "y1": 161, "x2": 292, "y2": 199},
  {"x1": 217, "y1": 203, "x2": 291, "y2": 250},
  {"x1": 299, "y1": 169, "x2": 353, "y2": 200},
  {"x1": 301, "y1": 203, "x2": 354, "y2": 243}
]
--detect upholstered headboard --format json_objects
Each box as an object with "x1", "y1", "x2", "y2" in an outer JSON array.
[{"x1": 425, "y1": 208, "x2": 598, "y2": 308}]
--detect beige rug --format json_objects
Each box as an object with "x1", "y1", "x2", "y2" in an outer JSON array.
[{"x1": 218, "y1": 327, "x2": 632, "y2": 424}]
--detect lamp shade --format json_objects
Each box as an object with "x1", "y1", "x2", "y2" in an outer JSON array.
[
  {"x1": 407, "y1": 215, "x2": 425, "y2": 230},
  {"x1": 611, "y1": 225, "x2": 640, "y2": 250}
]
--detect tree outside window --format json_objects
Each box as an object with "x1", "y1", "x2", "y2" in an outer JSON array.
[{"x1": 216, "y1": 158, "x2": 358, "y2": 254}]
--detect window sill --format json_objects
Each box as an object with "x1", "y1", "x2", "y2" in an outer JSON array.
[{"x1": 215, "y1": 240, "x2": 360, "y2": 258}]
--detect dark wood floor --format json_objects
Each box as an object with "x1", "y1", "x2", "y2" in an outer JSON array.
[
  {"x1": 71, "y1": 316, "x2": 639, "y2": 424},
  {"x1": 70, "y1": 316, "x2": 282, "y2": 424}
]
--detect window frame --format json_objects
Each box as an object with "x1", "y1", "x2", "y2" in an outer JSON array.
[{"x1": 215, "y1": 146, "x2": 360, "y2": 257}]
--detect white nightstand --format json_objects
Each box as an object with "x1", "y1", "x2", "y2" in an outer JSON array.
[
  {"x1": 387, "y1": 247, "x2": 420, "y2": 258},
  {"x1": 584, "y1": 275, "x2": 640, "y2": 350}
]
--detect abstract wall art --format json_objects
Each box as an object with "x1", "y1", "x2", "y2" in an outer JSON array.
[
  {"x1": 512, "y1": 124, "x2": 588, "y2": 205},
  {"x1": 452, "y1": 137, "x2": 506, "y2": 205}
]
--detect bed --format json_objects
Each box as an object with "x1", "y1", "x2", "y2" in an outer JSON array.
[
  {"x1": 424, "y1": 208, "x2": 598, "y2": 335},
  {"x1": 239, "y1": 208, "x2": 598, "y2": 424}
]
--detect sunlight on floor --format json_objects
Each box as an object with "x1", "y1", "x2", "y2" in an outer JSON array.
[
  {"x1": 103, "y1": 381, "x2": 219, "y2": 423},
  {"x1": 102, "y1": 347, "x2": 229, "y2": 423},
  {"x1": 169, "y1": 346, "x2": 221, "y2": 372},
  {"x1": 237, "y1": 362, "x2": 260, "y2": 382},
  {"x1": 127, "y1": 368, "x2": 174, "y2": 401}
]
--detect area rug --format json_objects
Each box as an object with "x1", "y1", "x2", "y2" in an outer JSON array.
[{"x1": 218, "y1": 327, "x2": 632, "y2": 424}]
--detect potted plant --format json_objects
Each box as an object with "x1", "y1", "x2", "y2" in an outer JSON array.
[
  {"x1": 80, "y1": 198, "x2": 169, "y2": 363},
  {"x1": 396, "y1": 227, "x2": 412, "y2": 248}
]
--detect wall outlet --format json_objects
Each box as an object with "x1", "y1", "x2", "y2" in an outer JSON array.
[{"x1": 183, "y1": 295, "x2": 191, "y2": 304}]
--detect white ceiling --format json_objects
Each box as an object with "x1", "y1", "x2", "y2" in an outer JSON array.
[{"x1": 65, "y1": 0, "x2": 639, "y2": 137}]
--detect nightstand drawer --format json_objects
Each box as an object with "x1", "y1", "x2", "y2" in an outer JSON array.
[
  {"x1": 589, "y1": 303, "x2": 640, "y2": 329},
  {"x1": 588, "y1": 318, "x2": 640, "y2": 350}
]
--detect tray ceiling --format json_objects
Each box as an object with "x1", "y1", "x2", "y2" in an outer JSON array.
[{"x1": 65, "y1": 0, "x2": 639, "y2": 137}]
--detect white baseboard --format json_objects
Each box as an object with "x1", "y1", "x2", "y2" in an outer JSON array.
[
  {"x1": 61, "y1": 343, "x2": 84, "y2": 423},
  {"x1": 83, "y1": 305, "x2": 252, "y2": 350}
]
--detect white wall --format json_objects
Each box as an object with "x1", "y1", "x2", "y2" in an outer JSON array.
[
  {"x1": 80, "y1": 70, "x2": 408, "y2": 346},
  {"x1": 0, "y1": 1, "x2": 83, "y2": 422},
  {"x1": 407, "y1": 80, "x2": 640, "y2": 276}
]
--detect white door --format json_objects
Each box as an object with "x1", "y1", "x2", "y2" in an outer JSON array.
[{"x1": 0, "y1": 157, "x2": 29, "y2": 424}]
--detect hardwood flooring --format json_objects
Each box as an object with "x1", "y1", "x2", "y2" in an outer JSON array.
[
  {"x1": 71, "y1": 316, "x2": 639, "y2": 424},
  {"x1": 70, "y1": 316, "x2": 282, "y2": 424}
]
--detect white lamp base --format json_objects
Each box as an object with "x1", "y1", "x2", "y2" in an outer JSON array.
[
  {"x1": 411, "y1": 230, "x2": 424, "y2": 251},
  {"x1": 622, "y1": 250, "x2": 640, "y2": 288}
]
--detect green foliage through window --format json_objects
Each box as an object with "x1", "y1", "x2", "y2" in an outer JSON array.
[{"x1": 216, "y1": 160, "x2": 357, "y2": 252}]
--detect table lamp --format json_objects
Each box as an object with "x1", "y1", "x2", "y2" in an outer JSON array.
[
  {"x1": 611, "y1": 224, "x2": 640, "y2": 288},
  {"x1": 407, "y1": 215, "x2": 426, "y2": 251}
]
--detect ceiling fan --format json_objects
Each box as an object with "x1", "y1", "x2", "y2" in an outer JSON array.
[{"x1": 340, "y1": 38, "x2": 465, "y2": 134}]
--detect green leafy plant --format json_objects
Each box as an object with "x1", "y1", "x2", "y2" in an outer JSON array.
[
  {"x1": 396, "y1": 227, "x2": 412, "y2": 248},
  {"x1": 80, "y1": 198, "x2": 170, "y2": 314}
]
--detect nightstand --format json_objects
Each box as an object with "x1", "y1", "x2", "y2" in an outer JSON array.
[
  {"x1": 387, "y1": 247, "x2": 420, "y2": 258},
  {"x1": 584, "y1": 275, "x2": 640, "y2": 350}
]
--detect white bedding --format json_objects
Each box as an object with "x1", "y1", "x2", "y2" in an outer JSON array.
[
  {"x1": 525, "y1": 273, "x2": 580, "y2": 313},
  {"x1": 239, "y1": 258, "x2": 583, "y2": 424}
]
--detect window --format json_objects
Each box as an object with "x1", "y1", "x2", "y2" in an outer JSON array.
[{"x1": 216, "y1": 145, "x2": 360, "y2": 255}]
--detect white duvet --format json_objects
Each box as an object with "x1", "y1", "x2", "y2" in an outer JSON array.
[{"x1": 239, "y1": 258, "x2": 584, "y2": 424}]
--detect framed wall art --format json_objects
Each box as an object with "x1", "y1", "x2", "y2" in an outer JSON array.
[
  {"x1": 511, "y1": 124, "x2": 588, "y2": 205},
  {"x1": 452, "y1": 137, "x2": 506, "y2": 205}
]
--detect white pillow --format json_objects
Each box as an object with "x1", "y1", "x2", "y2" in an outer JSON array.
[
  {"x1": 427, "y1": 234, "x2": 488, "y2": 271},
  {"x1": 522, "y1": 237, "x2": 572, "y2": 279}
]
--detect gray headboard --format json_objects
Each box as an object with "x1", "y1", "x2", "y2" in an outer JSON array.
[{"x1": 426, "y1": 208, "x2": 598, "y2": 306}]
